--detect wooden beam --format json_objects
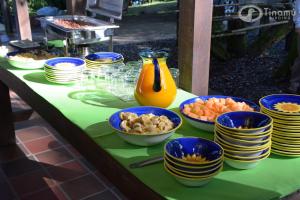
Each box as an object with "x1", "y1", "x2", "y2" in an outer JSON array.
[
  {"x1": 14, "y1": 0, "x2": 32, "y2": 40},
  {"x1": 0, "y1": 0, "x2": 13, "y2": 34},
  {"x1": 67, "y1": 0, "x2": 87, "y2": 15},
  {"x1": 178, "y1": 0, "x2": 213, "y2": 95}
]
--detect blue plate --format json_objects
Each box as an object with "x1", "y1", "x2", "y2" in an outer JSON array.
[
  {"x1": 85, "y1": 52, "x2": 124, "y2": 63},
  {"x1": 260, "y1": 94, "x2": 300, "y2": 114},
  {"x1": 109, "y1": 106, "x2": 182, "y2": 135},
  {"x1": 45, "y1": 57, "x2": 85, "y2": 68},
  {"x1": 179, "y1": 95, "x2": 259, "y2": 125},
  {"x1": 216, "y1": 111, "x2": 272, "y2": 130},
  {"x1": 165, "y1": 137, "x2": 223, "y2": 164}
]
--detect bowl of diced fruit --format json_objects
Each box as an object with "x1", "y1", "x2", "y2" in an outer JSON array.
[
  {"x1": 109, "y1": 106, "x2": 182, "y2": 146},
  {"x1": 179, "y1": 96, "x2": 259, "y2": 132}
]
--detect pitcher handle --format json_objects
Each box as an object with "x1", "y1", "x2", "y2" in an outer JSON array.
[{"x1": 152, "y1": 58, "x2": 162, "y2": 92}]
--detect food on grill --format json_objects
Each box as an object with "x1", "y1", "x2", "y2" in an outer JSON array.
[
  {"x1": 182, "y1": 154, "x2": 207, "y2": 163},
  {"x1": 9, "y1": 50, "x2": 55, "y2": 61},
  {"x1": 120, "y1": 112, "x2": 174, "y2": 134},
  {"x1": 54, "y1": 19, "x2": 95, "y2": 29},
  {"x1": 183, "y1": 98, "x2": 254, "y2": 122}
]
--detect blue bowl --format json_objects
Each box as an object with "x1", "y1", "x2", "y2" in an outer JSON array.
[
  {"x1": 260, "y1": 94, "x2": 300, "y2": 115},
  {"x1": 45, "y1": 57, "x2": 85, "y2": 69},
  {"x1": 165, "y1": 137, "x2": 223, "y2": 165},
  {"x1": 85, "y1": 52, "x2": 124, "y2": 63},
  {"x1": 216, "y1": 111, "x2": 272, "y2": 133},
  {"x1": 179, "y1": 96, "x2": 259, "y2": 132},
  {"x1": 109, "y1": 106, "x2": 182, "y2": 146}
]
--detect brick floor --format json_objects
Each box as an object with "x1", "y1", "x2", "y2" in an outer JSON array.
[{"x1": 0, "y1": 92, "x2": 126, "y2": 200}]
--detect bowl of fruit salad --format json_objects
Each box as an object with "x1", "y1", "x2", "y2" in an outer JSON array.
[{"x1": 179, "y1": 96, "x2": 259, "y2": 132}]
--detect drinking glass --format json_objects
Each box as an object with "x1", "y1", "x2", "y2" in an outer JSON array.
[
  {"x1": 169, "y1": 68, "x2": 180, "y2": 87},
  {"x1": 80, "y1": 69, "x2": 96, "y2": 90}
]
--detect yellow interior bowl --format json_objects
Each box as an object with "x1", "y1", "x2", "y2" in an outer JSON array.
[
  {"x1": 225, "y1": 151, "x2": 270, "y2": 162},
  {"x1": 164, "y1": 162, "x2": 223, "y2": 179},
  {"x1": 271, "y1": 148, "x2": 300, "y2": 157},
  {"x1": 272, "y1": 143, "x2": 300, "y2": 152},
  {"x1": 214, "y1": 133, "x2": 271, "y2": 151},
  {"x1": 215, "y1": 123, "x2": 272, "y2": 137},
  {"x1": 215, "y1": 126, "x2": 272, "y2": 140},
  {"x1": 224, "y1": 147, "x2": 270, "y2": 160},
  {"x1": 272, "y1": 135, "x2": 300, "y2": 145},
  {"x1": 272, "y1": 118, "x2": 300, "y2": 125},
  {"x1": 273, "y1": 124, "x2": 300, "y2": 131},
  {"x1": 272, "y1": 140, "x2": 300, "y2": 148},
  {"x1": 164, "y1": 159, "x2": 223, "y2": 175},
  {"x1": 215, "y1": 130, "x2": 271, "y2": 146},
  {"x1": 164, "y1": 153, "x2": 223, "y2": 169},
  {"x1": 272, "y1": 132, "x2": 300, "y2": 141}
]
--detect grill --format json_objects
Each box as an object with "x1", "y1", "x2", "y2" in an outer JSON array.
[{"x1": 39, "y1": 0, "x2": 124, "y2": 57}]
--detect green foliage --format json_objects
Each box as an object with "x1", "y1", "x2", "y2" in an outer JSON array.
[{"x1": 5, "y1": 0, "x2": 66, "y2": 15}]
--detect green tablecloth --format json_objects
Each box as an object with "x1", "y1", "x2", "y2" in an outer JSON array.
[{"x1": 2, "y1": 62, "x2": 300, "y2": 200}]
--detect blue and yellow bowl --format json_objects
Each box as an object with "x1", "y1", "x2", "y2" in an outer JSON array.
[
  {"x1": 259, "y1": 94, "x2": 300, "y2": 116},
  {"x1": 163, "y1": 137, "x2": 224, "y2": 187},
  {"x1": 216, "y1": 111, "x2": 272, "y2": 134},
  {"x1": 85, "y1": 52, "x2": 124, "y2": 63},
  {"x1": 179, "y1": 96, "x2": 259, "y2": 132},
  {"x1": 109, "y1": 106, "x2": 182, "y2": 146},
  {"x1": 164, "y1": 137, "x2": 224, "y2": 165}
]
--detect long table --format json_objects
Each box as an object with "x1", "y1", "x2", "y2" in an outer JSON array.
[{"x1": 1, "y1": 61, "x2": 300, "y2": 200}]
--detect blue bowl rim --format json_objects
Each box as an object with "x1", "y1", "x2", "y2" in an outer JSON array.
[
  {"x1": 108, "y1": 106, "x2": 182, "y2": 136},
  {"x1": 45, "y1": 57, "x2": 86, "y2": 68},
  {"x1": 179, "y1": 95, "x2": 259, "y2": 125},
  {"x1": 85, "y1": 52, "x2": 124, "y2": 62},
  {"x1": 164, "y1": 137, "x2": 224, "y2": 164},
  {"x1": 216, "y1": 111, "x2": 273, "y2": 131}
]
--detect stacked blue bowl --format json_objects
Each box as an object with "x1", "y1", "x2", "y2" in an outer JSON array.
[
  {"x1": 215, "y1": 111, "x2": 273, "y2": 169},
  {"x1": 164, "y1": 137, "x2": 224, "y2": 187}
]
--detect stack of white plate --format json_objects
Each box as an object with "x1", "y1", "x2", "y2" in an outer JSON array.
[{"x1": 44, "y1": 57, "x2": 85, "y2": 84}]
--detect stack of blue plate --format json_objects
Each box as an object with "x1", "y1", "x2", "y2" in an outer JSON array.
[
  {"x1": 215, "y1": 111, "x2": 272, "y2": 169},
  {"x1": 164, "y1": 137, "x2": 223, "y2": 187},
  {"x1": 260, "y1": 94, "x2": 300, "y2": 157},
  {"x1": 44, "y1": 57, "x2": 85, "y2": 84},
  {"x1": 85, "y1": 52, "x2": 124, "y2": 70}
]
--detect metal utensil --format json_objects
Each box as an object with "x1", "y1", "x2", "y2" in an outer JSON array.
[{"x1": 129, "y1": 156, "x2": 163, "y2": 169}]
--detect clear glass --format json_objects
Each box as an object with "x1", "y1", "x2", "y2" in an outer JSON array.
[
  {"x1": 169, "y1": 68, "x2": 180, "y2": 87},
  {"x1": 80, "y1": 69, "x2": 96, "y2": 90}
]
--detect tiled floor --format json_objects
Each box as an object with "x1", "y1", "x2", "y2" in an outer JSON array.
[{"x1": 0, "y1": 92, "x2": 127, "y2": 200}]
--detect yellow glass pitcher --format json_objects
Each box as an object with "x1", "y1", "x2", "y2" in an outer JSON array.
[{"x1": 134, "y1": 50, "x2": 177, "y2": 108}]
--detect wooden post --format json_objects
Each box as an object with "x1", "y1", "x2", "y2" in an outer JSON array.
[
  {"x1": 67, "y1": 0, "x2": 87, "y2": 15},
  {"x1": 14, "y1": 0, "x2": 32, "y2": 40},
  {"x1": 0, "y1": 0, "x2": 13, "y2": 34},
  {"x1": 178, "y1": 0, "x2": 213, "y2": 95},
  {"x1": 0, "y1": 81, "x2": 15, "y2": 146}
]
